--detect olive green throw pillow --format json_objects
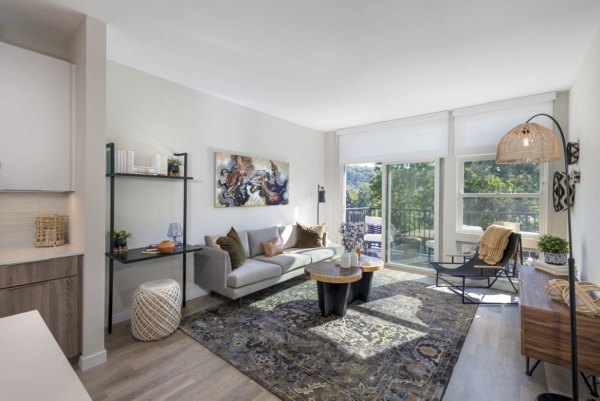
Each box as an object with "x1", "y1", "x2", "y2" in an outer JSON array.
[
  {"x1": 216, "y1": 227, "x2": 246, "y2": 269},
  {"x1": 296, "y1": 222, "x2": 325, "y2": 248}
]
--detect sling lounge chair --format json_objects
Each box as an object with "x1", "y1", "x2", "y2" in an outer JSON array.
[{"x1": 431, "y1": 231, "x2": 523, "y2": 304}]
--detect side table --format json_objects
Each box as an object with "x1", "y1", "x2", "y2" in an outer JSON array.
[
  {"x1": 305, "y1": 261, "x2": 362, "y2": 317},
  {"x1": 348, "y1": 256, "x2": 384, "y2": 303}
]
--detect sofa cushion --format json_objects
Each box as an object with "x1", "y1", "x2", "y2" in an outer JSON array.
[
  {"x1": 286, "y1": 243, "x2": 344, "y2": 262},
  {"x1": 216, "y1": 228, "x2": 246, "y2": 269},
  {"x1": 278, "y1": 225, "x2": 298, "y2": 249},
  {"x1": 226, "y1": 259, "x2": 282, "y2": 288},
  {"x1": 247, "y1": 226, "x2": 280, "y2": 257},
  {"x1": 205, "y1": 230, "x2": 250, "y2": 257},
  {"x1": 296, "y1": 222, "x2": 324, "y2": 248},
  {"x1": 261, "y1": 236, "x2": 284, "y2": 257},
  {"x1": 254, "y1": 252, "x2": 312, "y2": 273}
]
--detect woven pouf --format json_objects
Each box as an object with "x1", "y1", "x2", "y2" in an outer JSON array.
[{"x1": 131, "y1": 279, "x2": 182, "y2": 341}]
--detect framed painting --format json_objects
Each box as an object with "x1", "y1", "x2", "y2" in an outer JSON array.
[{"x1": 215, "y1": 152, "x2": 289, "y2": 207}]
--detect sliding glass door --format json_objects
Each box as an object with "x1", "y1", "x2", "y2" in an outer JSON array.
[{"x1": 385, "y1": 161, "x2": 438, "y2": 269}]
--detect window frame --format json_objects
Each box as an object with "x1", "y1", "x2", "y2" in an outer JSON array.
[{"x1": 456, "y1": 154, "x2": 547, "y2": 237}]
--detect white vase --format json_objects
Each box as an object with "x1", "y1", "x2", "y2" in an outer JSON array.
[
  {"x1": 350, "y1": 251, "x2": 359, "y2": 267},
  {"x1": 340, "y1": 253, "x2": 351, "y2": 268}
]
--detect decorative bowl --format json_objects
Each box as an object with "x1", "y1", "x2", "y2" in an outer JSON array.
[{"x1": 157, "y1": 240, "x2": 175, "y2": 254}]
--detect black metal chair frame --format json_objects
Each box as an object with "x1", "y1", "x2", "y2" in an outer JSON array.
[{"x1": 431, "y1": 233, "x2": 523, "y2": 305}]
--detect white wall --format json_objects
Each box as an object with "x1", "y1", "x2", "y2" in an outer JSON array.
[
  {"x1": 568, "y1": 28, "x2": 600, "y2": 283},
  {"x1": 107, "y1": 61, "x2": 326, "y2": 321}
]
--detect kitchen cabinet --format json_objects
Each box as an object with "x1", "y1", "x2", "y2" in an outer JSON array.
[
  {"x1": 0, "y1": 255, "x2": 81, "y2": 358},
  {"x1": 0, "y1": 41, "x2": 72, "y2": 191}
]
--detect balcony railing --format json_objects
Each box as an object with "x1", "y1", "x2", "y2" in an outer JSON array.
[
  {"x1": 346, "y1": 207, "x2": 539, "y2": 240},
  {"x1": 345, "y1": 207, "x2": 434, "y2": 242}
]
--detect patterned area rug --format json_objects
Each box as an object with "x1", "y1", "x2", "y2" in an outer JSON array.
[{"x1": 180, "y1": 269, "x2": 476, "y2": 401}]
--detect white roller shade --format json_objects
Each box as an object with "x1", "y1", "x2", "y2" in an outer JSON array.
[
  {"x1": 337, "y1": 112, "x2": 449, "y2": 164},
  {"x1": 453, "y1": 93, "x2": 556, "y2": 157}
]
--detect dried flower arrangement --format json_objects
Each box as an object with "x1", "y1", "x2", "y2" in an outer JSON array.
[{"x1": 339, "y1": 222, "x2": 366, "y2": 253}]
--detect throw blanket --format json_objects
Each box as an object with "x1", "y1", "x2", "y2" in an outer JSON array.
[{"x1": 478, "y1": 225, "x2": 513, "y2": 265}]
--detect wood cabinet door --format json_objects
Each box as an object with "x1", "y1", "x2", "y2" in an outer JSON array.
[{"x1": 0, "y1": 276, "x2": 79, "y2": 358}]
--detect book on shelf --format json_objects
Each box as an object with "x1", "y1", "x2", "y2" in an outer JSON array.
[
  {"x1": 533, "y1": 259, "x2": 568, "y2": 276},
  {"x1": 151, "y1": 154, "x2": 168, "y2": 176},
  {"x1": 112, "y1": 149, "x2": 135, "y2": 174}
]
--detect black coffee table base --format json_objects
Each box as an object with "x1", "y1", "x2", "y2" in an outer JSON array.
[
  {"x1": 348, "y1": 271, "x2": 374, "y2": 304},
  {"x1": 316, "y1": 281, "x2": 353, "y2": 317}
]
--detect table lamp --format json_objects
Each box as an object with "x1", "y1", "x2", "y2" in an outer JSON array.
[{"x1": 167, "y1": 223, "x2": 183, "y2": 247}]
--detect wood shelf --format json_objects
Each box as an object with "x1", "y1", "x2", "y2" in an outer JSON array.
[
  {"x1": 105, "y1": 142, "x2": 193, "y2": 334},
  {"x1": 106, "y1": 245, "x2": 202, "y2": 264},
  {"x1": 105, "y1": 173, "x2": 193, "y2": 180}
]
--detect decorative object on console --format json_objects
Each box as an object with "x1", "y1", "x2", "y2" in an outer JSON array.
[
  {"x1": 156, "y1": 240, "x2": 175, "y2": 254},
  {"x1": 562, "y1": 281, "x2": 600, "y2": 317},
  {"x1": 296, "y1": 222, "x2": 325, "y2": 248},
  {"x1": 545, "y1": 279, "x2": 569, "y2": 302},
  {"x1": 537, "y1": 234, "x2": 569, "y2": 265},
  {"x1": 317, "y1": 185, "x2": 326, "y2": 224},
  {"x1": 167, "y1": 223, "x2": 183, "y2": 247},
  {"x1": 338, "y1": 221, "x2": 365, "y2": 253},
  {"x1": 111, "y1": 230, "x2": 132, "y2": 253},
  {"x1": 215, "y1": 152, "x2": 289, "y2": 207},
  {"x1": 534, "y1": 259, "x2": 569, "y2": 276},
  {"x1": 167, "y1": 156, "x2": 182, "y2": 177},
  {"x1": 496, "y1": 113, "x2": 586, "y2": 401},
  {"x1": 34, "y1": 214, "x2": 67, "y2": 247}
]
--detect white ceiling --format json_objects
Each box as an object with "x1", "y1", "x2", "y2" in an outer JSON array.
[{"x1": 2, "y1": 0, "x2": 600, "y2": 131}]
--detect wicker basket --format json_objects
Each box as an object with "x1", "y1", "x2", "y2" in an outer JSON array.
[{"x1": 35, "y1": 214, "x2": 67, "y2": 247}]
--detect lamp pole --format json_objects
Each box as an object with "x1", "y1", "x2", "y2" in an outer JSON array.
[{"x1": 526, "y1": 114, "x2": 578, "y2": 401}]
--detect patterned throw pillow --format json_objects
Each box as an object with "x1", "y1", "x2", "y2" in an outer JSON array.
[
  {"x1": 261, "y1": 236, "x2": 284, "y2": 257},
  {"x1": 216, "y1": 227, "x2": 246, "y2": 269},
  {"x1": 296, "y1": 222, "x2": 324, "y2": 248}
]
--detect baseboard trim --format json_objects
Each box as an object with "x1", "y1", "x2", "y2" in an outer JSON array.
[{"x1": 78, "y1": 349, "x2": 107, "y2": 371}]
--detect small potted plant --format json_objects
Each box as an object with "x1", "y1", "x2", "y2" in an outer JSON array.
[
  {"x1": 167, "y1": 157, "x2": 182, "y2": 177},
  {"x1": 112, "y1": 230, "x2": 132, "y2": 253},
  {"x1": 537, "y1": 234, "x2": 569, "y2": 265}
]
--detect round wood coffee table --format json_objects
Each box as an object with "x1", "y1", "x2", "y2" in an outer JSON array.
[
  {"x1": 305, "y1": 261, "x2": 362, "y2": 317},
  {"x1": 349, "y1": 255, "x2": 384, "y2": 303}
]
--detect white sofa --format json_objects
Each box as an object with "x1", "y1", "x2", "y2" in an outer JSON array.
[{"x1": 194, "y1": 224, "x2": 344, "y2": 303}]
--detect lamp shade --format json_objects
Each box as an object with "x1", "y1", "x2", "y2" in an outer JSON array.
[
  {"x1": 496, "y1": 122, "x2": 561, "y2": 164},
  {"x1": 318, "y1": 186, "x2": 326, "y2": 203},
  {"x1": 167, "y1": 223, "x2": 182, "y2": 237}
]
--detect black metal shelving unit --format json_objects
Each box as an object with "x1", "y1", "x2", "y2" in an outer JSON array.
[{"x1": 105, "y1": 143, "x2": 200, "y2": 334}]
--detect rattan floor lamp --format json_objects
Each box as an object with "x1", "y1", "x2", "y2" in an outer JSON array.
[{"x1": 496, "y1": 113, "x2": 589, "y2": 401}]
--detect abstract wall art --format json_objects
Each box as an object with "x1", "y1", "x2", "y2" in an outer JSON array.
[{"x1": 215, "y1": 152, "x2": 289, "y2": 207}]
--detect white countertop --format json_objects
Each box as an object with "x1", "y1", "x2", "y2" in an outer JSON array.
[
  {"x1": 0, "y1": 244, "x2": 84, "y2": 265},
  {"x1": 0, "y1": 311, "x2": 92, "y2": 401}
]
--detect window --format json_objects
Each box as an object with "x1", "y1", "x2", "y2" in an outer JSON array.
[{"x1": 458, "y1": 157, "x2": 544, "y2": 234}]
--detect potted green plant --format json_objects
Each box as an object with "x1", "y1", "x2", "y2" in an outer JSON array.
[
  {"x1": 112, "y1": 230, "x2": 132, "y2": 251},
  {"x1": 167, "y1": 157, "x2": 182, "y2": 177},
  {"x1": 537, "y1": 234, "x2": 569, "y2": 265}
]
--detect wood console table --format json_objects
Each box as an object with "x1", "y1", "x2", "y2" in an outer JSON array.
[{"x1": 519, "y1": 265, "x2": 600, "y2": 393}]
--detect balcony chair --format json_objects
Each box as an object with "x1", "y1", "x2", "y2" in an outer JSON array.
[
  {"x1": 364, "y1": 216, "x2": 382, "y2": 256},
  {"x1": 430, "y1": 228, "x2": 523, "y2": 304}
]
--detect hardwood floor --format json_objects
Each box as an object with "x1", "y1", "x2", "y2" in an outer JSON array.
[{"x1": 76, "y1": 271, "x2": 593, "y2": 401}]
